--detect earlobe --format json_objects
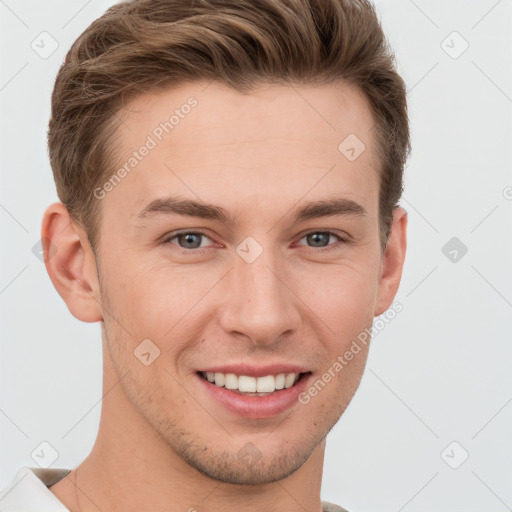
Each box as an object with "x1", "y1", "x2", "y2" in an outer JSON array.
[
  {"x1": 41, "y1": 202, "x2": 103, "y2": 323},
  {"x1": 374, "y1": 207, "x2": 408, "y2": 317}
]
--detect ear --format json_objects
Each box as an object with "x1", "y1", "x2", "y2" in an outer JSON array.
[
  {"x1": 374, "y1": 207, "x2": 408, "y2": 316},
  {"x1": 41, "y1": 202, "x2": 103, "y2": 323}
]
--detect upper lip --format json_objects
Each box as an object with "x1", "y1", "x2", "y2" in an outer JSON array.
[{"x1": 197, "y1": 363, "x2": 310, "y2": 378}]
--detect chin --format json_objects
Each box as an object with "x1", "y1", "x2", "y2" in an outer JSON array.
[
  {"x1": 179, "y1": 443, "x2": 312, "y2": 485},
  {"x1": 155, "y1": 410, "x2": 339, "y2": 486}
]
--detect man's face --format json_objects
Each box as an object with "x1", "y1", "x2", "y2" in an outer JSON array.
[{"x1": 96, "y1": 80, "x2": 386, "y2": 484}]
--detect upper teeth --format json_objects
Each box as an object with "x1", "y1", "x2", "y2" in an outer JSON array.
[{"x1": 203, "y1": 372, "x2": 300, "y2": 393}]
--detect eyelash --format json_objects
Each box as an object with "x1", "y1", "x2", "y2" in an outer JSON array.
[{"x1": 162, "y1": 230, "x2": 348, "y2": 254}]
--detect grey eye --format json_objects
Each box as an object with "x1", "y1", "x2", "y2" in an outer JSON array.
[
  {"x1": 305, "y1": 232, "x2": 332, "y2": 247},
  {"x1": 175, "y1": 232, "x2": 204, "y2": 249}
]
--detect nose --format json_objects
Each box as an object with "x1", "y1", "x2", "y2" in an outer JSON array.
[{"x1": 217, "y1": 246, "x2": 301, "y2": 346}]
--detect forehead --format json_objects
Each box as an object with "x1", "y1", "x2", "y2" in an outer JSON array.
[
  {"x1": 117, "y1": 79, "x2": 376, "y2": 152},
  {"x1": 103, "y1": 80, "x2": 379, "y2": 223}
]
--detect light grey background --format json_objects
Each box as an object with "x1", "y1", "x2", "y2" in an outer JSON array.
[{"x1": 1, "y1": 1, "x2": 511, "y2": 510}]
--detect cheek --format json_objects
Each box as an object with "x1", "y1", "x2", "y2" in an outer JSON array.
[
  {"x1": 100, "y1": 258, "x2": 183, "y2": 328},
  {"x1": 123, "y1": 268, "x2": 218, "y2": 336},
  {"x1": 297, "y1": 258, "x2": 379, "y2": 330},
  {"x1": 99, "y1": 260, "x2": 222, "y2": 371},
  {"x1": 97, "y1": 257, "x2": 171, "y2": 371}
]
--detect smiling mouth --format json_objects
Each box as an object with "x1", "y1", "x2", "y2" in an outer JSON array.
[{"x1": 198, "y1": 371, "x2": 310, "y2": 396}]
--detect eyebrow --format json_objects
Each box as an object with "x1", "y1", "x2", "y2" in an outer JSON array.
[{"x1": 137, "y1": 195, "x2": 367, "y2": 224}]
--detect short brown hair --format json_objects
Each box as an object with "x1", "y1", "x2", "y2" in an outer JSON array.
[{"x1": 48, "y1": 0, "x2": 411, "y2": 252}]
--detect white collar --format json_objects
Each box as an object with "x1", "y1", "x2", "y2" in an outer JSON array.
[{"x1": 0, "y1": 466, "x2": 70, "y2": 511}]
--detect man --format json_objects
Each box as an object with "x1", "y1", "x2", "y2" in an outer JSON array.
[{"x1": 0, "y1": 0, "x2": 410, "y2": 510}]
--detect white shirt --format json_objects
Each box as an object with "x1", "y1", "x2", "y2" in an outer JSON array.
[
  {"x1": 0, "y1": 467, "x2": 71, "y2": 511},
  {"x1": 0, "y1": 466, "x2": 348, "y2": 511}
]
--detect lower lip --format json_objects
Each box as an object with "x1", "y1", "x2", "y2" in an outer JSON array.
[{"x1": 197, "y1": 372, "x2": 312, "y2": 419}]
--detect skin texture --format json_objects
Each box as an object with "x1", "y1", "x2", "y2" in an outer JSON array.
[{"x1": 43, "y1": 80, "x2": 407, "y2": 512}]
